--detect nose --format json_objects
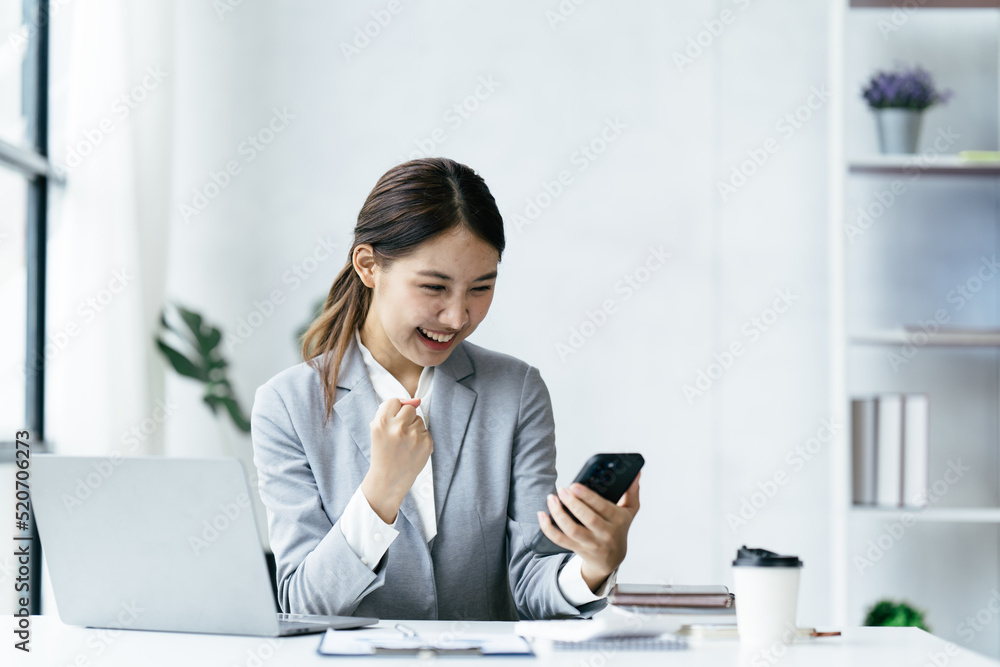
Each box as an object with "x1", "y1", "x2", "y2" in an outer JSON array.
[{"x1": 438, "y1": 293, "x2": 469, "y2": 332}]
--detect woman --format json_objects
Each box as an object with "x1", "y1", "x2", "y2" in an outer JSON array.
[{"x1": 250, "y1": 157, "x2": 640, "y2": 621}]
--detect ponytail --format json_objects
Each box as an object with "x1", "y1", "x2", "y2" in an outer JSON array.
[{"x1": 300, "y1": 259, "x2": 371, "y2": 426}]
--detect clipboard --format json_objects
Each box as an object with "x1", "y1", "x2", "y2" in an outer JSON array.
[{"x1": 317, "y1": 628, "x2": 535, "y2": 657}]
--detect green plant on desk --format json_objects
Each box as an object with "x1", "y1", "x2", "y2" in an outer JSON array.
[
  {"x1": 864, "y1": 599, "x2": 930, "y2": 632},
  {"x1": 155, "y1": 302, "x2": 251, "y2": 433}
]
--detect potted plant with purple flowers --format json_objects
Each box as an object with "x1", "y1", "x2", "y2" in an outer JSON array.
[{"x1": 861, "y1": 64, "x2": 952, "y2": 154}]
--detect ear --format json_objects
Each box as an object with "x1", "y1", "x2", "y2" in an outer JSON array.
[{"x1": 353, "y1": 244, "x2": 377, "y2": 288}]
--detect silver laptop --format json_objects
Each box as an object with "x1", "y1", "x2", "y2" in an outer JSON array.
[{"x1": 32, "y1": 454, "x2": 378, "y2": 636}]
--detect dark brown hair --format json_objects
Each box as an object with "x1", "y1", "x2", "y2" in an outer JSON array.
[{"x1": 301, "y1": 157, "x2": 505, "y2": 425}]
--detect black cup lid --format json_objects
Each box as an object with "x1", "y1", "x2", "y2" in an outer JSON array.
[{"x1": 732, "y1": 545, "x2": 802, "y2": 567}]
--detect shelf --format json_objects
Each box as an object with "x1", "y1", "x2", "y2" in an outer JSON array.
[
  {"x1": 850, "y1": 329, "x2": 1000, "y2": 347},
  {"x1": 851, "y1": 0, "x2": 1000, "y2": 7},
  {"x1": 849, "y1": 155, "x2": 1000, "y2": 176},
  {"x1": 852, "y1": 507, "x2": 1000, "y2": 523},
  {"x1": 833, "y1": 0, "x2": 1000, "y2": 640}
]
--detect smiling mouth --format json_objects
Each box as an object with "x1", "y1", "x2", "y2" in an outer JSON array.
[{"x1": 417, "y1": 327, "x2": 456, "y2": 343}]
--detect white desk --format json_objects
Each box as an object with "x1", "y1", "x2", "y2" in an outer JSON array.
[{"x1": 7, "y1": 616, "x2": 1000, "y2": 666}]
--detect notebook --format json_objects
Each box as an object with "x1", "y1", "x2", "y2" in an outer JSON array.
[
  {"x1": 548, "y1": 636, "x2": 687, "y2": 651},
  {"x1": 609, "y1": 583, "x2": 735, "y2": 609}
]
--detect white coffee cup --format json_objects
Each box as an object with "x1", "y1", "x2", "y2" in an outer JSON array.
[{"x1": 732, "y1": 546, "x2": 803, "y2": 647}]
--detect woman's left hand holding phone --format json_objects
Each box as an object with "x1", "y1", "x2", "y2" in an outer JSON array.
[{"x1": 360, "y1": 397, "x2": 433, "y2": 524}]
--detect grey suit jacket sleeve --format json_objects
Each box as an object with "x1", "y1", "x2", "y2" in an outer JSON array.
[
  {"x1": 250, "y1": 384, "x2": 386, "y2": 615},
  {"x1": 506, "y1": 365, "x2": 609, "y2": 620}
]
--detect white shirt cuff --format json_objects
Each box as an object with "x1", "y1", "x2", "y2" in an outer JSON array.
[
  {"x1": 338, "y1": 485, "x2": 400, "y2": 570},
  {"x1": 557, "y1": 554, "x2": 618, "y2": 606}
]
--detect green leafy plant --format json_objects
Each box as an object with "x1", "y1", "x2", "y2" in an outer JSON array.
[
  {"x1": 864, "y1": 599, "x2": 930, "y2": 632},
  {"x1": 155, "y1": 302, "x2": 251, "y2": 432}
]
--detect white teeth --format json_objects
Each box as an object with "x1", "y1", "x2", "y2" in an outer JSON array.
[{"x1": 419, "y1": 327, "x2": 455, "y2": 343}]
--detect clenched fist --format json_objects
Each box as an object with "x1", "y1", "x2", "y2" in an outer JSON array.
[{"x1": 360, "y1": 397, "x2": 433, "y2": 524}]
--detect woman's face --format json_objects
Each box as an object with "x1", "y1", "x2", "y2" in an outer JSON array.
[{"x1": 355, "y1": 226, "x2": 500, "y2": 370}]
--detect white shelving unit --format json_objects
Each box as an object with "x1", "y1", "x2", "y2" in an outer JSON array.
[
  {"x1": 850, "y1": 330, "x2": 1000, "y2": 346},
  {"x1": 850, "y1": 155, "x2": 1000, "y2": 176},
  {"x1": 851, "y1": 0, "x2": 1000, "y2": 6},
  {"x1": 852, "y1": 507, "x2": 1000, "y2": 523},
  {"x1": 829, "y1": 0, "x2": 1000, "y2": 654}
]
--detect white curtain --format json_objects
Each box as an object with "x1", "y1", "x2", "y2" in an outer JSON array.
[
  {"x1": 40, "y1": 0, "x2": 176, "y2": 616},
  {"x1": 45, "y1": 0, "x2": 173, "y2": 458}
]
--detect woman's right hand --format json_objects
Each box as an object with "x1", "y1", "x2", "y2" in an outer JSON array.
[{"x1": 361, "y1": 397, "x2": 433, "y2": 524}]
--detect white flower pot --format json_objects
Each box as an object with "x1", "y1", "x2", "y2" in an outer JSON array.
[{"x1": 875, "y1": 108, "x2": 923, "y2": 154}]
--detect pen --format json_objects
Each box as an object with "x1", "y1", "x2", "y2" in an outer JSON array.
[{"x1": 395, "y1": 623, "x2": 420, "y2": 639}]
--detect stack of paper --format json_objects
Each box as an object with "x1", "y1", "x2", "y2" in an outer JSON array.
[{"x1": 514, "y1": 614, "x2": 686, "y2": 651}]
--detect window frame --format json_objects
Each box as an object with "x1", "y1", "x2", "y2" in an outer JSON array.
[{"x1": 0, "y1": 0, "x2": 52, "y2": 617}]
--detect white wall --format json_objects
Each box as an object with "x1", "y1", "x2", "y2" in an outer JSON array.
[{"x1": 160, "y1": 0, "x2": 836, "y2": 626}]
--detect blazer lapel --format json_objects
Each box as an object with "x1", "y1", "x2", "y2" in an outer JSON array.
[{"x1": 427, "y1": 342, "x2": 477, "y2": 531}]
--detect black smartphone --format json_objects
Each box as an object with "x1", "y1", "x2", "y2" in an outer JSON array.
[{"x1": 529, "y1": 453, "x2": 644, "y2": 555}]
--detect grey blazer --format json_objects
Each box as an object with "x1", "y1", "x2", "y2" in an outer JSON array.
[{"x1": 250, "y1": 334, "x2": 608, "y2": 621}]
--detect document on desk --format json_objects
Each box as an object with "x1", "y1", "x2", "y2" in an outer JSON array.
[
  {"x1": 514, "y1": 617, "x2": 687, "y2": 651},
  {"x1": 317, "y1": 628, "x2": 535, "y2": 656}
]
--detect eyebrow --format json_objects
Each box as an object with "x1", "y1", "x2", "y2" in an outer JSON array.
[{"x1": 416, "y1": 270, "x2": 498, "y2": 282}]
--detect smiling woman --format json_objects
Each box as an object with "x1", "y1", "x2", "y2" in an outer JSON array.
[{"x1": 249, "y1": 157, "x2": 639, "y2": 621}]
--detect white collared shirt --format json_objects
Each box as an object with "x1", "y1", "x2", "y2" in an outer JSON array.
[{"x1": 338, "y1": 330, "x2": 616, "y2": 606}]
